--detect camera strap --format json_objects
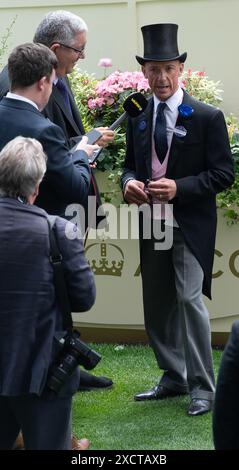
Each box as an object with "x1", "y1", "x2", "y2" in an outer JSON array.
[{"x1": 47, "y1": 215, "x2": 73, "y2": 331}]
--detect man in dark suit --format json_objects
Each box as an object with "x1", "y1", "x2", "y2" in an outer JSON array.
[
  {"x1": 32, "y1": 10, "x2": 114, "y2": 390},
  {"x1": 0, "y1": 12, "x2": 114, "y2": 392},
  {"x1": 0, "y1": 11, "x2": 113, "y2": 147},
  {"x1": 0, "y1": 42, "x2": 97, "y2": 219},
  {"x1": 0, "y1": 43, "x2": 110, "y2": 450},
  {"x1": 33, "y1": 9, "x2": 113, "y2": 390},
  {"x1": 0, "y1": 10, "x2": 114, "y2": 226},
  {"x1": 0, "y1": 136, "x2": 96, "y2": 449},
  {"x1": 121, "y1": 23, "x2": 234, "y2": 416},
  {"x1": 32, "y1": 10, "x2": 114, "y2": 149}
]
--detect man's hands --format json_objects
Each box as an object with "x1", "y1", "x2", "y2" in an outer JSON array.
[
  {"x1": 146, "y1": 178, "x2": 177, "y2": 201},
  {"x1": 95, "y1": 127, "x2": 115, "y2": 147},
  {"x1": 74, "y1": 127, "x2": 114, "y2": 165},
  {"x1": 124, "y1": 177, "x2": 177, "y2": 205},
  {"x1": 75, "y1": 135, "x2": 99, "y2": 158},
  {"x1": 124, "y1": 180, "x2": 150, "y2": 205}
]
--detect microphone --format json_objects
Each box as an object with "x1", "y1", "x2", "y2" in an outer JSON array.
[
  {"x1": 89, "y1": 92, "x2": 148, "y2": 163},
  {"x1": 109, "y1": 92, "x2": 148, "y2": 130}
]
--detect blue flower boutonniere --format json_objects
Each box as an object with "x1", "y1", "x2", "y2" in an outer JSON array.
[
  {"x1": 178, "y1": 104, "x2": 194, "y2": 118},
  {"x1": 138, "y1": 120, "x2": 147, "y2": 131}
]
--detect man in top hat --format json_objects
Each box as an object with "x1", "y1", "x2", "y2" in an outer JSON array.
[{"x1": 121, "y1": 23, "x2": 234, "y2": 416}]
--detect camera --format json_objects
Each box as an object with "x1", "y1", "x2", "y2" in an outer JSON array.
[{"x1": 47, "y1": 330, "x2": 101, "y2": 393}]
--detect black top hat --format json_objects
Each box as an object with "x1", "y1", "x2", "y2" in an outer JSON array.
[{"x1": 136, "y1": 23, "x2": 187, "y2": 65}]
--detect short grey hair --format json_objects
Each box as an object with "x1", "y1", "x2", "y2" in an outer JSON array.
[
  {"x1": 33, "y1": 10, "x2": 88, "y2": 47},
  {"x1": 0, "y1": 137, "x2": 47, "y2": 199}
]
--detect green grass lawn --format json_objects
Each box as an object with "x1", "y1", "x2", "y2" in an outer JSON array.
[{"x1": 72, "y1": 345, "x2": 222, "y2": 450}]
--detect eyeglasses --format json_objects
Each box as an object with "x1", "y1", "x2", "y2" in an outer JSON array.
[{"x1": 58, "y1": 42, "x2": 85, "y2": 56}]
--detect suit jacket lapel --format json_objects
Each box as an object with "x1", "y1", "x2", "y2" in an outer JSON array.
[
  {"x1": 68, "y1": 92, "x2": 85, "y2": 135},
  {"x1": 52, "y1": 80, "x2": 84, "y2": 135},
  {"x1": 65, "y1": 76, "x2": 85, "y2": 134}
]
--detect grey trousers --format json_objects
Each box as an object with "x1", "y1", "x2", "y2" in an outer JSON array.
[{"x1": 140, "y1": 226, "x2": 215, "y2": 401}]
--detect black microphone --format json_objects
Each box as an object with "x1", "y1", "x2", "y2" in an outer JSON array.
[
  {"x1": 109, "y1": 92, "x2": 148, "y2": 129},
  {"x1": 89, "y1": 92, "x2": 148, "y2": 163}
]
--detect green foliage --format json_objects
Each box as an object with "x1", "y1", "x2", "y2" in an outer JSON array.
[
  {"x1": 70, "y1": 69, "x2": 145, "y2": 202},
  {"x1": 0, "y1": 16, "x2": 17, "y2": 68},
  {"x1": 217, "y1": 114, "x2": 239, "y2": 223},
  {"x1": 180, "y1": 69, "x2": 223, "y2": 106},
  {"x1": 70, "y1": 70, "x2": 98, "y2": 132}
]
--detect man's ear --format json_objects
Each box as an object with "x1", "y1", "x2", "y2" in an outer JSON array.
[
  {"x1": 142, "y1": 64, "x2": 146, "y2": 78},
  {"x1": 28, "y1": 184, "x2": 40, "y2": 205},
  {"x1": 179, "y1": 62, "x2": 184, "y2": 76},
  {"x1": 34, "y1": 184, "x2": 40, "y2": 198},
  {"x1": 38, "y1": 76, "x2": 46, "y2": 91},
  {"x1": 50, "y1": 43, "x2": 60, "y2": 54}
]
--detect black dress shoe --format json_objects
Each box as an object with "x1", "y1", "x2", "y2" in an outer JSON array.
[
  {"x1": 187, "y1": 399, "x2": 212, "y2": 416},
  {"x1": 134, "y1": 384, "x2": 186, "y2": 401},
  {"x1": 78, "y1": 370, "x2": 113, "y2": 391}
]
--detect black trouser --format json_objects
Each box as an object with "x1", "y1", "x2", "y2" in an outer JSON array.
[{"x1": 0, "y1": 394, "x2": 72, "y2": 450}]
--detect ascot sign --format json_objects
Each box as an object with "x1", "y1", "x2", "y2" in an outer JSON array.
[{"x1": 213, "y1": 249, "x2": 239, "y2": 278}]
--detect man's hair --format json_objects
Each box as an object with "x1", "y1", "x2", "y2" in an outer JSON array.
[
  {"x1": 8, "y1": 42, "x2": 58, "y2": 90},
  {"x1": 0, "y1": 136, "x2": 47, "y2": 199},
  {"x1": 33, "y1": 10, "x2": 88, "y2": 47}
]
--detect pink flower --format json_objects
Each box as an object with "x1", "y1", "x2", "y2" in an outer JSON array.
[
  {"x1": 88, "y1": 98, "x2": 97, "y2": 110},
  {"x1": 98, "y1": 58, "x2": 112, "y2": 68},
  {"x1": 94, "y1": 71, "x2": 150, "y2": 98},
  {"x1": 87, "y1": 70, "x2": 150, "y2": 111},
  {"x1": 179, "y1": 80, "x2": 186, "y2": 89}
]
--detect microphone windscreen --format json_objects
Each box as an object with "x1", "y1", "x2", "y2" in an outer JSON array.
[{"x1": 123, "y1": 92, "x2": 148, "y2": 117}]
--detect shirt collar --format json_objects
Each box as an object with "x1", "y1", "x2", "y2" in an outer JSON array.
[
  {"x1": 153, "y1": 87, "x2": 184, "y2": 112},
  {"x1": 6, "y1": 92, "x2": 39, "y2": 110}
]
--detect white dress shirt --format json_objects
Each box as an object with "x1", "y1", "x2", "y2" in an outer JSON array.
[
  {"x1": 153, "y1": 86, "x2": 184, "y2": 148},
  {"x1": 6, "y1": 92, "x2": 39, "y2": 110}
]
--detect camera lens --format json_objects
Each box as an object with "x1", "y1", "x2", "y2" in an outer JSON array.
[{"x1": 47, "y1": 330, "x2": 101, "y2": 393}]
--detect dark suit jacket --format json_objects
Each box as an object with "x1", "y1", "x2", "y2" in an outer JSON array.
[
  {"x1": 0, "y1": 198, "x2": 96, "y2": 396},
  {"x1": 213, "y1": 320, "x2": 239, "y2": 449},
  {"x1": 44, "y1": 77, "x2": 103, "y2": 225},
  {"x1": 0, "y1": 68, "x2": 83, "y2": 148},
  {"x1": 121, "y1": 92, "x2": 234, "y2": 298},
  {"x1": 0, "y1": 67, "x2": 102, "y2": 226},
  {"x1": 0, "y1": 97, "x2": 91, "y2": 217},
  {"x1": 0, "y1": 65, "x2": 8, "y2": 100},
  {"x1": 43, "y1": 76, "x2": 85, "y2": 148}
]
